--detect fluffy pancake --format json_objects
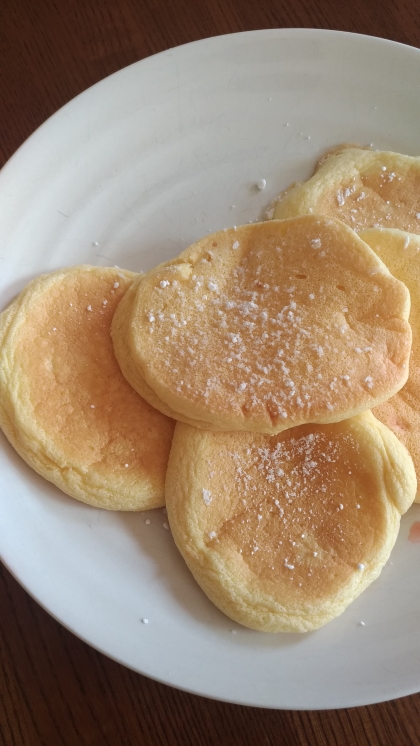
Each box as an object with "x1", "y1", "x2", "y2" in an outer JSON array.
[
  {"x1": 165, "y1": 412, "x2": 416, "y2": 633},
  {"x1": 359, "y1": 228, "x2": 420, "y2": 503},
  {"x1": 112, "y1": 277, "x2": 219, "y2": 429},
  {"x1": 0, "y1": 266, "x2": 175, "y2": 510},
  {"x1": 270, "y1": 146, "x2": 420, "y2": 234},
  {"x1": 111, "y1": 217, "x2": 411, "y2": 434}
]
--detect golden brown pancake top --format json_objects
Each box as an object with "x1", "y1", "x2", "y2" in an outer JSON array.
[
  {"x1": 273, "y1": 147, "x2": 420, "y2": 234},
  {"x1": 166, "y1": 412, "x2": 416, "y2": 631},
  {"x1": 122, "y1": 217, "x2": 411, "y2": 433}
]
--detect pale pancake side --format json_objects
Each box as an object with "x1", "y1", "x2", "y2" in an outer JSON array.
[
  {"x1": 166, "y1": 412, "x2": 416, "y2": 633},
  {"x1": 0, "y1": 266, "x2": 175, "y2": 510},
  {"x1": 271, "y1": 146, "x2": 420, "y2": 234},
  {"x1": 360, "y1": 228, "x2": 420, "y2": 503},
  {"x1": 116, "y1": 217, "x2": 411, "y2": 434}
]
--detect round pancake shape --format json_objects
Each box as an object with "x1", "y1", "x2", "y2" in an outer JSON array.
[
  {"x1": 112, "y1": 217, "x2": 411, "y2": 434},
  {"x1": 0, "y1": 266, "x2": 175, "y2": 510},
  {"x1": 165, "y1": 412, "x2": 416, "y2": 633},
  {"x1": 360, "y1": 227, "x2": 420, "y2": 504},
  {"x1": 271, "y1": 146, "x2": 420, "y2": 234}
]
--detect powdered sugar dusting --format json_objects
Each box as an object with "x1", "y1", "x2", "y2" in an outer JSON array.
[
  {"x1": 202, "y1": 489, "x2": 212, "y2": 505},
  {"x1": 201, "y1": 427, "x2": 368, "y2": 588},
  {"x1": 135, "y1": 221, "x2": 407, "y2": 428}
]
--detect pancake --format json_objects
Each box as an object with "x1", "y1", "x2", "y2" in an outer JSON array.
[
  {"x1": 0, "y1": 266, "x2": 175, "y2": 510},
  {"x1": 165, "y1": 412, "x2": 416, "y2": 633},
  {"x1": 359, "y1": 228, "x2": 420, "y2": 504},
  {"x1": 270, "y1": 145, "x2": 420, "y2": 234},
  {"x1": 111, "y1": 217, "x2": 411, "y2": 434},
  {"x1": 111, "y1": 277, "x2": 216, "y2": 429}
]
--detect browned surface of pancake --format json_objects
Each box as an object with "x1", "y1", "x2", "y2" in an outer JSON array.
[
  {"x1": 112, "y1": 217, "x2": 411, "y2": 434},
  {"x1": 166, "y1": 412, "x2": 416, "y2": 632},
  {"x1": 0, "y1": 266, "x2": 175, "y2": 510},
  {"x1": 272, "y1": 146, "x2": 420, "y2": 234}
]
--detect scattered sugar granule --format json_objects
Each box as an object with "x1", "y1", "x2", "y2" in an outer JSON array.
[
  {"x1": 160, "y1": 280, "x2": 170, "y2": 288},
  {"x1": 145, "y1": 519, "x2": 151, "y2": 525},
  {"x1": 358, "y1": 621, "x2": 366, "y2": 627},
  {"x1": 86, "y1": 305, "x2": 92, "y2": 312},
  {"x1": 356, "y1": 504, "x2": 361, "y2": 509},
  {"x1": 238, "y1": 382, "x2": 247, "y2": 392},
  {"x1": 284, "y1": 561, "x2": 295, "y2": 570},
  {"x1": 311, "y1": 238, "x2": 322, "y2": 249},
  {"x1": 357, "y1": 563, "x2": 365, "y2": 571},
  {"x1": 256, "y1": 179, "x2": 267, "y2": 190},
  {"x1": 124, "y1": 464, "x2": 129, "y2": 468},
  {"x1": 232, "y1": 241, "x2": 240, "y2": 250},
  {"x1": 90, "y1": 404, "x2": 95, "y2": 409},
  {"x1": 141, "y1": 618, "x2": 149, "y2": 624},
  {"x1": 103, "y1": 299, "x2": 108, "y2": 306},
  {"x1": 147, "y1": 313, "x2": 155, "y2": 322},
  {"x1": 208, "y1": 531, "x2": 217, "y2": 539},
  {"x1": 416, "y1": 213, "x2": 420, "y2": 220},
  {"x1": 208, "y1": 281, "x2": 218, "y2": 292},
  {"x1": 113, "y1": 281, "x2": 119, "y2": 289},
  {"x1": 381, "y1": 166, "x2": 387, "y2": 171},
  {"x1": 202, "y1": 489, "x2": 212, "y2": 505}
]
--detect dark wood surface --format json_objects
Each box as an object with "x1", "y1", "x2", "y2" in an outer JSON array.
[{"x1": 1, "y1": 1, "x2": 420, "y2": 744}]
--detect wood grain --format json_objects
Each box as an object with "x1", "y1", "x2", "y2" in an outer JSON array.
[{"x1": 1, "y1": 0, "x2": 420, "y2": 744}]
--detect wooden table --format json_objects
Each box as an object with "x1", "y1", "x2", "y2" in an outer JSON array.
[{"x1": 1, "y1": 1, "x2": 420, "y2": 744}]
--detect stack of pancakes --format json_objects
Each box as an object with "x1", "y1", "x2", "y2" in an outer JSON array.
[{"x1": 0, "y1": 144, "x2": 418, "y2": 633}]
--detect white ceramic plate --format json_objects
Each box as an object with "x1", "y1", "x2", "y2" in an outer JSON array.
[{"x1": 1, "y1": 29, "x2": 420, "y2": 710}]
